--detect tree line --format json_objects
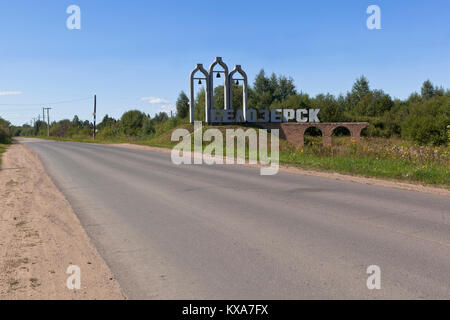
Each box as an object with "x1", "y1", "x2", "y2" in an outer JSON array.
[
  {"x1": 189, "y1": 71, "x2": 449, "y2": 145},
  {"x1": 1, "y1": 71, "x2": 449, "y2": 146}
]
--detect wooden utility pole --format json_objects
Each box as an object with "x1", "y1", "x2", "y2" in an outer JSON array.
[
  {"x1": 43, "y1": 108, "x2": 52, "y2": 136},
  {"x1": 93, "y1": 95, "x2": 97, "y2": 140}
]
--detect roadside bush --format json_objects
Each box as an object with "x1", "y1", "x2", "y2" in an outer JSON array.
[
  {"x1": 402, "y1": 95, "x2": 450, "y2": 145},
  {"x1": 120, "y1": 110, "x2": 145, "y2": 136},
  {"x1": 98, "y1": 126, "x2": 120, "y2": 139},
  {"x1": 141, "y1": 117, "x2": 155, "y2": 136},
  {"x1": 153, "y1": 116, "x2": 185, "y2": 137},
  {"x1": 0, "y1": 127, "x2": 11, "y2": 144},
  {"x1": 50, "y1": 119, "x2": 73, "y2": 138},
  {"x1": 0, "y1": 118, "x2": 12, "y2": 143}
]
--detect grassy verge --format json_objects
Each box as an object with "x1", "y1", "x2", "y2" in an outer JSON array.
[
  {"x1": 279, "y1": 152, "x2": 449, "y2": 186},
  {"x1": 279, "y1": 136, "x2": 449, "y2": 187},
  {"x1": 25, "y1": 127, "x2": 449, "y2": 188},
  {"x1": 30, "y1": 135, "x2": 131, "y2": 144}
]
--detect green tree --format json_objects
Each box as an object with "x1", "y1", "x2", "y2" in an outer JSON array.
[
  {"x1": 153, "y1": 112, "x2": 169, "y2": 123},
  {"x1": 269, "y1": 73, "x2": 278, "y2": 97},
  {"x1": 253, "y1": 69, "x2": 271, "y2": 96},
  {"x1": 275, "y1": 76, "x2": 297, "y2": 101},
  {"x1": 421, "y1": 80, "x2": 436, "y2": 100},
  {"x1": 33, "y1": 120, "x2": 47, "y2": 136},
  {"x1": 213, "y1": 85, "x2": 225, "y2": 110},
  {"x1": 407, "y1": 92, "x2": 422, "y2": 104},
  {"x1": 98, "y1": 114, "x2": 117, "y2": 131},
  {"x1": 194, "y1": 89, "x2": 206, "y2": 121},
  {"x1": 252, "y1": 69, "x2": 297, "y2": 109},
  {"x1": 350, "y1": 76, "x2": 370, "y2": 105},
  {"x1": 259, "y1": 92, "x2": 273, "y2": 110},
  {"x1": 282, "y1": 93, "x2": 311, "y2": 110},
  {"x1": 0, "y1": 117, "x2": 10, "y2": 130},
  {"x1": 141, "y1": 117, "x2": 155, "y2": 135},
  {"x1": 382, "y1": 100, "x2": 409, "y2": 137},
  {"x1": 313, "y1": 94, "x2": 344, "y2": 122},
  {"x1": 402, "y1": 94, "x2": 450, "y2": 145},
  {"x1": 353, "y1": 90, "x2": 393, "y2": 117},
  {"x1": 231, "y1": 84, "x2": 244, "y2": 111},
  {"x1": 120, "y1": 110, "x2": 145, "y2": 136},
  {"x1": 72, "y1": 115, "x2": 82, "y2": 128},
  {"x1": 0, "y1": 117, "x2": 11, "y2": 143},
  {"x1": 176, "y1": 91, "x2": 190, "y2": 119},
  {"x1": 50, "y1": 119, "x2": 72, "y2": 137}
]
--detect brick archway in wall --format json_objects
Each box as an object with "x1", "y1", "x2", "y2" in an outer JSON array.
[{"x1": 261, "y1": 123, "x2": 369, "y2": 147}]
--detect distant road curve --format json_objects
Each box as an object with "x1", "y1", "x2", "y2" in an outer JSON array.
[{"x1": 20, "y1": 138, "x2": 450, "y2": 299}]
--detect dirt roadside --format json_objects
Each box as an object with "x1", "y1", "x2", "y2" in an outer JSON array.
[{"x1": 0, "y1": 143, "x2": 125, "y2": 300}]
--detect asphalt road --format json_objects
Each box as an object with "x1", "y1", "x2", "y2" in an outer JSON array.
[{"x1": 20, "y1": 138, "x2": 450, "y2": 299}]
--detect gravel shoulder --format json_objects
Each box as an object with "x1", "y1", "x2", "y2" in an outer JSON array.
[{"x1": 0, "y1": 143, "x2": 125, "y2": 300}]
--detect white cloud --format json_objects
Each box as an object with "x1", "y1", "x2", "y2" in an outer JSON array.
[
  {"x1": 141, "y1": 97, "x2": 170, "y2": 104},
  {"x1": 0, "y1": 91, "x2": 22, "y2": 96},
  {"x1": 158, "y1": 104, "x2": 176, "y2": 114}
]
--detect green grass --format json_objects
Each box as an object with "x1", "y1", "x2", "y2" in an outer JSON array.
[
  {"x1": 31, "y1": 135, "x2": 131, "y2": 144},
  {"x1": 279, "y1": 152, "x2": 449, "y2": 186}
]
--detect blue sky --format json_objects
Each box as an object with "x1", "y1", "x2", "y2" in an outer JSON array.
[{"x1": 0, "y1": 0, "x2": 449, "y2": 125}]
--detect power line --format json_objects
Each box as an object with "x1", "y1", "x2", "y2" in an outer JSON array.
[{"x1": 0, "y1": 96, "x2": 93, "y2": 106}]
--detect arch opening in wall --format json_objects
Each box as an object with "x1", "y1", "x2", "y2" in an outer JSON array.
[
  {"x1": 361, "y1": 126, "x2": 370, "y2": 138},
  {"x1": 304, "y1": 126, "x2": 323, "y2": 146},
  {"x1": 332, "y1": 126, "x2": 351, "y2": 145}
]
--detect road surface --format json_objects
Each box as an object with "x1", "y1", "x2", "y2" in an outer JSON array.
[{"x1": 20, "y1": 138, "x2": 450, "y2": 299}]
